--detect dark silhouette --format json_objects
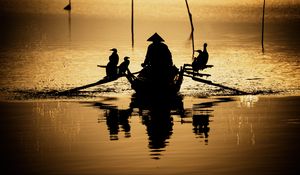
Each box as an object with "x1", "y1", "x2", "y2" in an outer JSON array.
[
  {"x1": 138, "y1": 33, "x2": 178, "y2": 92},
  {"x1": 118, "y1": 56, "x2": 130, "y2": 75},
  {"x1": 64, "y1": 0, "x2": 71, "y2": 11},
  {"x1": 94, "y1": 102, "x2": 132, "y2": 141},
  {"x1": 192, "y1": 43, "x2": 209, "y2": 72},
  {"x1": 106, "y1": 48, "x2": 119, "y2": 77},
  {"x1": 142, "y1": 108, "x2": 173, "y2": 160},
  {"x1": 92, "y1": 94, "x2": 235, "y2": 159},
  {"x1": 193, "y1": 114, "x2": 210, "y2": 144},
  {"x1": 192, "y1": 49, "x2": 203, "y2": 72},
  {"x1": 130, "y1": 94, "x2": 183, "y2": 160},
  {"x1": 201, "y1": 43, "x2": 209, "y2": 67},
  {"x1": 142, "y1": 33, "x2": 173, "y2": 69},
  {"x1": 190, "y1": 101, "x2": 213, "y2": 145}
]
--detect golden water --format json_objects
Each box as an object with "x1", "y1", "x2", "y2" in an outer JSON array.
[{"x1": 0, "y1": 1, "x2": 300, "y2": 174}]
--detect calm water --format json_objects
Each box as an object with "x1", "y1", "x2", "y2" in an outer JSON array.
[
  {"x1": 1, "y1": 96, "x2": 300, "y2": 174},
  {"x1": 0, "y1": 1, "x2": 300, "y2": 174}
]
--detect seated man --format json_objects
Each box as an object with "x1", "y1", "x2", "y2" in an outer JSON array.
[
  {"x1": 142, "y1": 33, "x2": 173, "y2": 69},
  {"x1": 142, "y1": 33, "x2": 174, "y2": 82}
]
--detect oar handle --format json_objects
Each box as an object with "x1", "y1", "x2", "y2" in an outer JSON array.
[{"x1": 97, "y1": 65, "x2": 106, "y2": 68}]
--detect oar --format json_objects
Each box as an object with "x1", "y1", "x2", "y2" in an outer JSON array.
[
  {"x1": 58, "y1": 76, "x2": 124, "y2": 95},
  {"x1": 184, "y1": 74, "x2": 248, "y2": 95}
]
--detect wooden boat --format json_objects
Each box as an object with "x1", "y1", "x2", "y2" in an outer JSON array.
[
  {"x1": 60, "y1": 62, "x2": 247, "y2": 96},
  {"x1": 125, "y1": 65, "x2": 184, "y2": 96}
]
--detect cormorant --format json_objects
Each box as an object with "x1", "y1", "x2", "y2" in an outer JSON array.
[
  {"x1": 106, "y1": 48, "x2": 119, "y2": 77},
  {"x1": 118, "y1": 57, "x2": 130, "y2": 75},
  {"x1": 64, "y1": 0, "x2": 71, "y2": 11},
  {"x1": 201, "y1": 43, "x2": 209, "y2": 67},
  {"x1": 192, "y1": 50, "x2": 202, "y2": 72}
]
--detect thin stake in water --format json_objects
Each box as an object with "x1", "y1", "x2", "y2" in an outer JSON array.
[
  {"x1": 185, "y1": 0, "x2": 195, "y2": 59},
  {"x1": 131, "y1": 0, "x2": 134, "y2": 48},
  {"x1": 262, "y1": 0, "x2": 266, "y2": 53}
]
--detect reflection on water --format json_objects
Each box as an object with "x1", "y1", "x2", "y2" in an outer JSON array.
[
  {"x1": 96, "y1": 103, "x2": 132, "y2": 141},
  {"x1": 239, "y1": 95, "x2": 259, "y2": 108},
  {"x1": 93, "y1": 94, "x2": 232, "y2": 160},
  {"x1": 1, "y1": 96, "x2": 300, "y2": 174}
]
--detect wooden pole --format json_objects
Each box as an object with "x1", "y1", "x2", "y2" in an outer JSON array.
[
  {"x1": 185, "y1": 0, "x2": 195, "y2": 59},
  {"x1": 261, "y1": 0, "x2": 265, "y2": 53},
  {"x1": 68, "y1": 10, "x2": 71, "y2": 41},
  {"x1": 131, "y1": 0, "x2": 134, "y2": 48}
]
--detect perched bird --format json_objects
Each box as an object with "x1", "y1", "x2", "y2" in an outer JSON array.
[
  {"x1": 201, "y1": 43, "x2": 209, "y2": 67},
  {"x1": 192, "y1": 50, "x2": 202, "y2": 72},
  {"x1": 106, "y1": 48, "x2": 119, "y2": 77},
  {"x1": 192, "y1": 43, "x2": 209, "y2": 73},
  {"x1": 64, "y1": 0, "x2": 71, "y2": 11},
  {"x1": 109, "y1": 48, "x2": 119, "y2": 66},
  {"x1": 118, "y1": 57, "x2": 130, "y2": 74}
]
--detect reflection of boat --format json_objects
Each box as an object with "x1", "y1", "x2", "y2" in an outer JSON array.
[
  {"x1": 93, "y1": 95, "x2": 233, "y2": 159},
  {"x1": 126, "y1": 66, "x2": 184, "y2": 96}
]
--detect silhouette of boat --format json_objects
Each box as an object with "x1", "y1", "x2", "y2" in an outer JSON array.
[
  {"x1": 60, "y1": 63, "x2": 247, "y2": 96},
  {"x1": 125, "y1": 66, "x2": 184, "y2": 96},
  {"x1": 59, "y1": 52, "x2": 249, "y2": 96}
]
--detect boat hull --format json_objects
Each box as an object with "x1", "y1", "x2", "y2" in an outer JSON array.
[{"x1": 126, "y1": 66, "x2": 183, "y2": 96}]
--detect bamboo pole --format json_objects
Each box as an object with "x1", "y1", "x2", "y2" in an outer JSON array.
[
  {"x1": 131, "y1": 0, "x2": 134, "y2": 48},
  {"x1": 185, "y1": 0, "x2": 195, "y2": 59},
  {"x1": 261, "y1": 0, "x2": 265, "y2": 53},
  {"x1": 68, "y1": 10, "x2": 71, "y2": 41}
]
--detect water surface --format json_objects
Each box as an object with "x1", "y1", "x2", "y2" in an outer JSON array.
[
  {"x1": 1, "y1": 96, "x2": 300, "y2": 174},
  {"x1": 0, "y1": 2, "x2": 300, "y2": 174}
]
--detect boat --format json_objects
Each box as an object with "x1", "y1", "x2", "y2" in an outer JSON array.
[
  {"x1": 126, "y1": 65, "x2": 184, "y2": 96},
  {"x1": 59, "y1": 62, "x2": 247, "y2": 96}
]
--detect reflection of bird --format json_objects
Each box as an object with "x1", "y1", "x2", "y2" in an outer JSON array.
[
  {"x1": 193, "y1": 114, "x2": 210, "y2": 138},
  {"x1": 105, "y1": 108, "x2": 132, "y2": 140},
  {"x1": 64, "y1": 0, "x2": 71, "y2": 11}
]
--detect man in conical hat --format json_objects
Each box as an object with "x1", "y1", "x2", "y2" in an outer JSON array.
[{"x1": 142, "y1": 33, "x2": 173, "y2": 69}]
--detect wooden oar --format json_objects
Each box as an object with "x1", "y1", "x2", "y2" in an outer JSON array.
[
  {"x1": 184, "y1": 71, "x2": 211, "y2": 77},
  {"x1": 58, "y1": 75, "x2": 124, "y2": 95},
  {"x1": 184, "y1": 74, "x2": 248, "y2": 95},
  {"x1": 97, "y1": 65, "x2": 106, "y2": 68}
]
